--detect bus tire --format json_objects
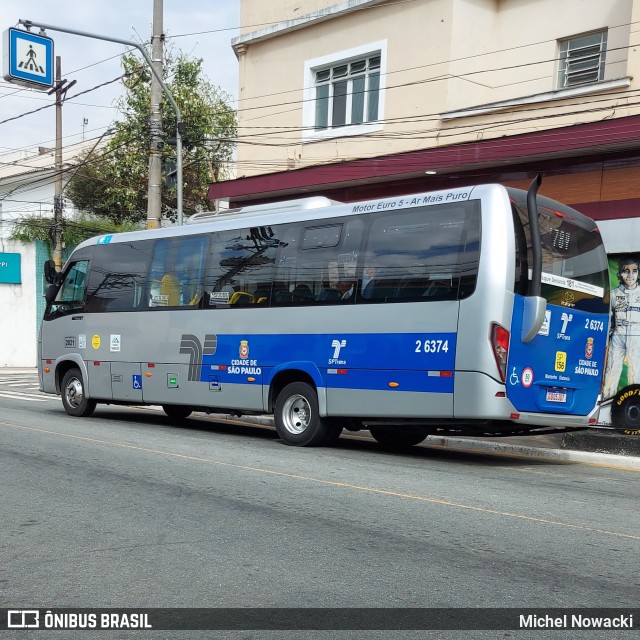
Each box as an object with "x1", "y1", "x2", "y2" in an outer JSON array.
[
  {"x1": 611, "y1": 385, "x2": 640, "y2": 435},
  {"x1": 61, "y1": 368, "x2": 97, "y2": 418},
  {"x1": 274, "y1": 382, "x2": 340, "y2": 446},
  {"x1": 162, "y1": 405, "x2": 193, "y2": 421},
  {"x1": 369, "y1": 426, "x2": 427, "y2": 447}
]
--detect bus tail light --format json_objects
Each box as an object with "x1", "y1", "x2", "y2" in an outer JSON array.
[{"x1": 490, "y1": 323, "x2": 510, "y2": 382}]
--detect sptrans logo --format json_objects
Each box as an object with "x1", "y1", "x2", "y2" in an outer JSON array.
[{"x1": 329, "y1": 339, "x2": 347, "y2": 365}]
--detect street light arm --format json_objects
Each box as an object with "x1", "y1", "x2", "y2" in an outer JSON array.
[
  {"x1": 19, "y1": 19, "x2": 181, "y2": 122},
  {"x1": 19, "y1": 18, "x2": 185, "y2": 225}
]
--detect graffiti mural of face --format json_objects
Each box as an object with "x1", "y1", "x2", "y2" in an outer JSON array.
[{"x1": 620, "y1": 263, "x2": 639, "y2": 290}]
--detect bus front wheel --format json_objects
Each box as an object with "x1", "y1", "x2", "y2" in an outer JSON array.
[
  {"x1": 61, "y1": 368, "x2": 97, "y2": 417},
  {"x1": 274, "y1": 382, "x2": 341, "y2": 446}
]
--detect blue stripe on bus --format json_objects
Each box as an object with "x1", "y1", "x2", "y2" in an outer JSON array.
[{"x1": 200, "y1": 332, "x2": 456, "y2": 392}]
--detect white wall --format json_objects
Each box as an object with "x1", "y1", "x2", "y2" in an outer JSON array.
[
  {"x1": 598, "y1": 218, "x2": 640, "y2": 255},
  {"x1": 0, "y1": 240, "x2": 37, "y2": 367}
]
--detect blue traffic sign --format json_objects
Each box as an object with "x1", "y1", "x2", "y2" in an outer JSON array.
[{"x1": 2, "y1": 27, "x2": 54, "y2": 90}]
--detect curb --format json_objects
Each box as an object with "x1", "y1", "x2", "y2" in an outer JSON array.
[
  {"x1": 423, "y1": 436, "x2": 640, "y2": 470},
  {"x1": 219, "y1": 414, "x2": 640, "y2": 471}
]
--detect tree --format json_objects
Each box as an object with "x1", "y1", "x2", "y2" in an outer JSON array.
[
  {"x1": 10, "y1": 214, "x2": 140, "y2": 252},
  {"x1": 66, "y1": 51, "x2": 236, "y2": 225}
]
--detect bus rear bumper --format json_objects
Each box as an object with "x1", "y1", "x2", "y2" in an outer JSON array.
[
  {"x1": 510, "y1": 404, "x2": 599, "y2": 429},
  {"x1": 454, "y1": 371, "x2": 599, "y2": 429}
]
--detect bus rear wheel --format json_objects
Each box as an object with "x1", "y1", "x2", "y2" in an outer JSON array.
[
  {"x1": 274, "y1": 382, "x2": 341, "y2": 446},
  {"x1": 162, "y1": 405, "x2": 193, "y2": 421},
  {"x1": 61, "y1": 368, "x2": 97, "y2": 417},
  {"x1": 369, "y1": 426, "x2": 427, "y2": 448}
]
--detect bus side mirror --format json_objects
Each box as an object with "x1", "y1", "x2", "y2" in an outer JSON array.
[
  {"x1": 522, "y1": 296, "x2": 547, "y2": 343},
  {"x1": 44, "y1": 260, "x2": 59, "y2": 285},
  {"x1": 45, "y1": 284, "x2": 58, "y2": 304}
]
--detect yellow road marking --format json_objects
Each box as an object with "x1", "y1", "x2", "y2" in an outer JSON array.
[{"x1": 1, "y1": 418, "x2": 639, "y2": 542}]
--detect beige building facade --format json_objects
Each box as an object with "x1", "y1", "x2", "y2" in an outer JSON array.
[
  {"x1": 230, "y1": 0, "x2": 636, "y2": 175},
  {"x1": 210, "y1": 0, "x2": 640, "y2": 257}
]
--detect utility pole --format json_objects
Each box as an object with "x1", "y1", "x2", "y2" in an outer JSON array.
[
  {"x1": 147, "y1": 0, "x2": 163, "y2": 230},
  {"x1": 50, "y1": 57, "x2": 76, "y2": 271},
  {"x1": 53, "y1": 56, "x2": 63, "y2": 270}
]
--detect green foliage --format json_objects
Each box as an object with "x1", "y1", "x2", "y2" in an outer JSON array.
[
  {"x1": 66, "y1": 51, "x2": 236, "y2": 225},
  {"x1": 10, "y1": 214, "x2": 141, "y2": 256}
]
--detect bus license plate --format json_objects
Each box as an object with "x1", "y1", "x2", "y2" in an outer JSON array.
[{"x1": 546, "y1": 390, "x2": 567, "y2": 403}]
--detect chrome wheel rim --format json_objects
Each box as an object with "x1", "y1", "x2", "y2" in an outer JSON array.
[
  {"x1": 65, "y1": 377, "x2": 84, "y2": 409},
  {"x1": 281, "y1": 394, "x2": 311, "y2": 434}
]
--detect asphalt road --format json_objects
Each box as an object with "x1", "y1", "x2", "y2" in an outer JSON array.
[{"x1": 0, "y1": 375, "x2": 639, "y2": 639}]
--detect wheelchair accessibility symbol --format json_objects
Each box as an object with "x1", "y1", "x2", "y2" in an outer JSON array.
[
  {"x1": 509, "y1": 367, "x2": 519, "y2": 386},
  {"x1": 132, "y1": 374, "x2": 142, "y2": 390}
]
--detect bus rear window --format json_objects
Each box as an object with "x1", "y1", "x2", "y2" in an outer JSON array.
[{"x1": 512, "y1": 200, "x2": 608, "y2": 312}]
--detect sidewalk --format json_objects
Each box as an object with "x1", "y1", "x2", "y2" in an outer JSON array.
[
  {"x1": 459, "y1": 429, "x2": 640, "y2": 456},
  {"x1": 425, "y1": 430, "x2": 640, "y2": 470}
]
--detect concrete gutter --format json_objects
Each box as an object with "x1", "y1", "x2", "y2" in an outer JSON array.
[{"x1": 216, "y1": 414, "x2": 640, "y2": 472}]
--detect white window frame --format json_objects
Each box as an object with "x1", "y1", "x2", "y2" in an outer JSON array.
[
  {"x1": 302, "y1": 41, "x2": 386, "y2": 143},
  {"x1": 557, "y1": 30, "x2": 608, "y2": 89}
]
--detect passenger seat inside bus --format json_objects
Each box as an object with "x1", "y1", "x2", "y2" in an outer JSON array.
[
  {"x1": 316, "y1": 288, "x2": 342, "y2": 301},
  {"x1": 161, "y1": 274, "x2": 181, "y2": 306},
  {"x1": 229, "y1": 291, "x2": 255, "y2": 305}
]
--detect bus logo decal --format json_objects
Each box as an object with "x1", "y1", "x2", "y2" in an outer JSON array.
[
  {"x1": 557, "y1": 312, "x2": 573, "y2": 340},
  {"x1": 180, "y1": 334, "x2": 218, "y2": 381},
  {"x1": 330, "y1": 339, "x2": 347, "y2": 363},
  {"x1": 585, "y1": 337, "x2": 594, "y2": 359},
  {"x1": 239, "y1": 340, "x2": 249, "y2": 359}
]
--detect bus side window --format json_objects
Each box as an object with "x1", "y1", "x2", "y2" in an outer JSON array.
[
  {"x1": 144, "y1": 236, "x2": 208, "y2": 309},
  {"x1": 203, "y1": 228, "x2": 278, "y2": 308},
  {"x1": 84, "y1": 241, "x2": 152, "y2": 313},
  {"x1": 174, "y1": 236, "x2": 208, "y2": 307},
  {"x1": 512, "y1": 204, "x2": 529, "y2": 296},
  {"x1": 274, "y1": 218, "x2": 363, "y2": 305}
]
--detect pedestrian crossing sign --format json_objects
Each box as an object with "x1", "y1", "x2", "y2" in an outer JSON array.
[{"x1": 3, "y1": 27, "x2": 54, "y2": 90}]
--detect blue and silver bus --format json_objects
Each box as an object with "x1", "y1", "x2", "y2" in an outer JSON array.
[{"x1": 39, "y1": 179, "x2": 610, "y2": 447}]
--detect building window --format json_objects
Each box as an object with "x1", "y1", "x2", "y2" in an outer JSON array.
[
  {"x1": 558, "y1": 30, "x2": 607, "y2": 89},
  {"x1": 303, "y1": 41, "x2": 386, "y2": 141},
  {"x1": 314, "y1": 55, "x2": 380, "y2": 130}
]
